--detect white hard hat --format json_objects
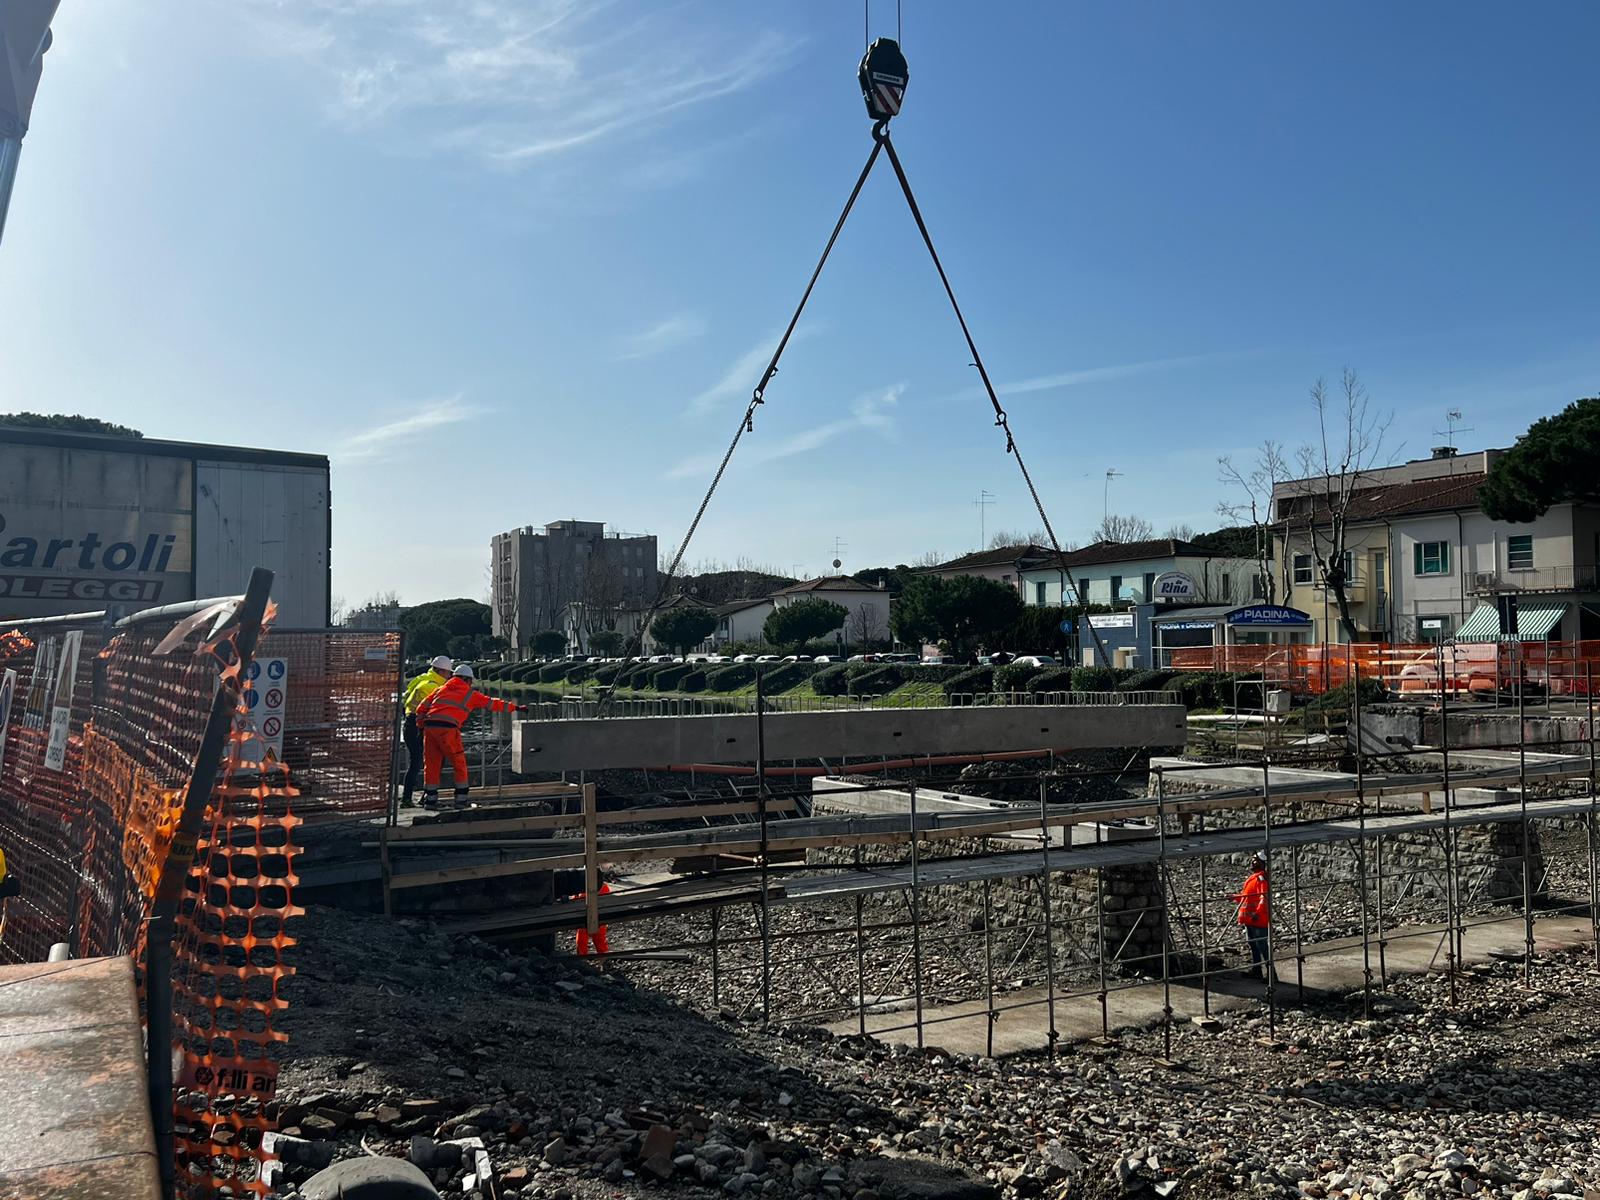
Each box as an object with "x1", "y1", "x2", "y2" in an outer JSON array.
[
  {"x1": 430, "y1": 655, "x2": 453, "y2": 672},
  {"x1": 453, "y1": 663, "x2": 475, "y2": 680}
]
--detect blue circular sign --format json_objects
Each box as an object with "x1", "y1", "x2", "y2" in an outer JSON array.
[
  {"x1": 247, "y1": 662, "x2": 262, "y2": 681},
  {"x1": 267, "y1": 660, "x2": 286, "y2": 680},
  {"x1": 244, "y1": 689, "x2": 261, "y2": 709},
  {"x1": 1058, "y1": 619, "x2": 1074, "y2": 634}
]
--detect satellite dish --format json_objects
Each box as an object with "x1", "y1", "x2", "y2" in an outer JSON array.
[{"x1": 832, "y1": 558, "x2": 842, "y2": 569}]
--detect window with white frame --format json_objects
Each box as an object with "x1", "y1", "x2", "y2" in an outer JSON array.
[
  {"x1": 1507, "y1": 534, "x2": 1534, "y2": 571},
  {"x1": 1414, "y1": 541, "x2": 1451, "y2": 575},
  {"x1": 1292, "y1": 553, "x2": 1314, "y2": 585},
  {"x1": 1035, "y1": 580, "x2": 1047, "y2": 604}
]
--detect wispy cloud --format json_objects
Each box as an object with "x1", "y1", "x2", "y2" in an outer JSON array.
[
  {"x1": 617, "y1": 313, "x2": 708, "y2": 361},
  {"x1": 685, "y1": 324, "x2": 822, "y2": 418},
  {"x1": 335, "y1": 395, "x2": 484, "y2": 464},
  {"x1": 666, "y1": 384, "x2": 902, "y2": 481},
  {"x1": 997, "y1": 349, "x2": 1257, "y2": 397},
  {"x1": 240, "y1": 1, "x2": 799, "y2": 168}
]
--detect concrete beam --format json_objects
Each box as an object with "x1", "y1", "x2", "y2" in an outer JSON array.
[{"x1": 512, "y1": 704, "x2": 1187, "y2": 773}]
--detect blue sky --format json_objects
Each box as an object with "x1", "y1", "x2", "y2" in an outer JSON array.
[{"x1": 3, "y1": 1, "x2": 1598, "y2": 607}]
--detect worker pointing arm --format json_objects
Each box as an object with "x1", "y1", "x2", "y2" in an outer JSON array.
[
  {"x1": 399, "y1": 655, "x2": 453, "y2": 808},
  {"x1": 415, "y1": 664, "x2": 525, "y2": 809}
]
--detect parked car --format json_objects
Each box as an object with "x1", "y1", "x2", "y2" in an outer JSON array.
[
  {"x1": 733, "y1": 653, "x2": 758, "y2": 663},
  {"x1": 921, "y1": 654, "x2": 954, "y2": 665},
  {"x1": 756, "y1": 654, "x2": 780, "y2": 662},
  {"x1": 814, "y1": 655, "x2": 846, "y2": 663},
  {"x1": 1013, "y1": 655, "x2": 1057, "y2": 668},
  {"x1": 847, "y1": 653, "x2": 880, "y2": 663}
]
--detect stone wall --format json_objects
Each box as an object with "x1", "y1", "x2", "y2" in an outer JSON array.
[{"x1": 806, "y1": 831, "x2": 1168, "y2": 977}]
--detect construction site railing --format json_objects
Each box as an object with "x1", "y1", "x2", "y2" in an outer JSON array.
[{"x1": 515, "y1": 689, "x2": 1174, "y2": 720}]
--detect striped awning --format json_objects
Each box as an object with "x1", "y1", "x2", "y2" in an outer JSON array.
[{"x1": 1456, "y1": 602, "x2": 1567, "y2": 642}]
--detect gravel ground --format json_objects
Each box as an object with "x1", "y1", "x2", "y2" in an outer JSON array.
[{"x1": 273, "y1": 903, "x2": 1600, "y2": 1200}]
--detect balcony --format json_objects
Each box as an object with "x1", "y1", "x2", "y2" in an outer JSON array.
[{"x1": 1470, "y1": 565, "x2": 1600, "y2": 595}]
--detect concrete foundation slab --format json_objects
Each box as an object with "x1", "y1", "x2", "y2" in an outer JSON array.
[{"x1": 513, "y1": 704, "x2": 1187, "y2": 773}]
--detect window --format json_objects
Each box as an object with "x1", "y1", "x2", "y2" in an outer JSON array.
[
  {"x1": 1109, "y1": 574, "x2": 1123, "y2": 600},
  {"x1": 1419, "y1": 615, "x2": 1451, "y2": 643},
  {"x1": 1508, "y1": 534, "x2": 1534, "y2": 571},
  {"x1": 1143, "y1": 572, "x2": 1155, "y2": 599},
  {"x1": 1414, "y1": 541, "x2": 1451, "y2": 575},
  {"x1": 1251, "y1": 574, "x2": 1266, "y2": 600},
  {"x1": 1292, "y1": 554, "x2": 1314, "y2": 585},
  {"x1": 1339, "y1": 550, "x2": 1357, "y2": 584},
  {"x1": 1034, "y1": 581, "x2": 1047, "y2": 605},
  {"x1": 1221, "y1": 572, "x2": 1231, "y2": 599}
]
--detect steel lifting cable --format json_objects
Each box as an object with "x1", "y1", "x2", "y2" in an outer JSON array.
[
  {"x1": 596, "y1": 138, "x2": 884, "y2": 713},
  {"x1": 873, "y1": 126, "x2": 1116, "y2": 669}
]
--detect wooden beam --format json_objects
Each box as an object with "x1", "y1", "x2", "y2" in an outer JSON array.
[{"x1": 384, "y1": 796, "x2": 800, "y2": 842}]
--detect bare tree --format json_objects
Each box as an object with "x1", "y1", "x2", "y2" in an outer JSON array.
[
  {"x1": 1218, "y1": 440, "x2": 1291, "y2": 606},
  {"x1": 911, "y1": 549, "x2": 946, "y2": 569},
  {"x1": 847, "y1": 602, "x2": 885, "y2": 648},
  {"x1": 1092, "y1": 513, "x2": 1154, "y2": 544},
  {"x1": 579, "y1": 555, "x2": 628, "y2": 646},
  {"x1": 1164, "y1": 522, "x2": 1197, "y2": 542},
  {"x1": 986, "y1": 528, "x2": 1050, "y2": 550},
  {"x1": 329, "y1": 594, "x2": 348, "y2": 626},
  {"x1": 1286, "y1": 369, "x2": 1395, "y2": 641},
  {"x1": 486, "y1": 563, "x2": 521, "y2": 659}
]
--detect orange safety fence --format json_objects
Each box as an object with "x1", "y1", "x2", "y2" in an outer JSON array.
[
  {"x1": 1168, "y1": 639, "x2": 1600, "y2": 699},
  {"x1": 0, "y1": 602, "x2": 399, "y2": 1195}
]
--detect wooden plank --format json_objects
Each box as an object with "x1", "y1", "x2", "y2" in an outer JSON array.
[
  {"x1": 472, "y1": 781, "x2": 582, "y2": 799},
  {"x1": 387, "y1": 852, "x2": 586, "y2": 890},
  {"x1": 385, "y1": 796, "x2": 800, "y2": 842}
]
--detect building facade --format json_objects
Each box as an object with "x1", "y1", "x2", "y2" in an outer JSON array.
[
  {"x1": 771, "y1": 576, "x2": 893, "y2": 646},
  {"x1": 713, "y1": 598, "x2": 777, "y2": 647},
  {"x1": 922, "y1": 544, "x2": 1052, "y2": 594},
  {"x1": 492, "y1": 520, "x2": 656, "y2": 652},
  {"x1": 1020, "y1": 539, "x2": 1259, "y2": 608},
  {"x1": 1272, "y1": 448, "x2": 1600, "y2": 643}
]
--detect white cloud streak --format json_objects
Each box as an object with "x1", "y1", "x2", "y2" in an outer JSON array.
[
  {"x1": 997, "y1": 349, "x2": 1256, "y2": 397},
  {"x1": 335, "y1": 395, "x2": 484, "y2": 464},
  {"x1": 617, "y1": 313, "x2": 708, "y2": 361},
  {"x1": 665, "y1": 383, "x2": 902, "y2": 481},
  {"x1": 685, "y1": 323, "x2": 822, "y2": 418},
  {"x1": 240, "y1": 1, "x2": 798, "y2": 168}
]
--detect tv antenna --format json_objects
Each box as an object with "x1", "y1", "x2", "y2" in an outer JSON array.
[
  {"x1": 832, "y1": 536, "x2": 848, "y2": 571},
  {"x1": 1103, "y1": 468, "x2": 1123, "y2": 523},
  {"x1": 1433, "y1": 409, "x2": 1475, "y2": 473},
  {"x1": 973, "y1": 489, "x2": 995, "y2": 548}
]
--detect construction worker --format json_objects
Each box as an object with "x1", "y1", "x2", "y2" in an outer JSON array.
[
  {"x1": 415, "y1": 664, "x2": 523, "y2": 808},
  {"x1": 400, "y1": 655, "x2": 453, "y2": 806},
  {"x1": 0, "y1": 844, "x2": 17, "y2": 900},
  {"x1": 1233, "y1": 851, "x2": 1272, "y2": 979},
  {"x1": 574, "y1": 882, "x2": 611, "y2": 956}
]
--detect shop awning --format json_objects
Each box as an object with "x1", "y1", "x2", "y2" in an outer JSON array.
[{"x1": 1456, "y1": 602, "x2": 1567, "y2": 642}]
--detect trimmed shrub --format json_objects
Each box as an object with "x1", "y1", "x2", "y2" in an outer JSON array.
[
  {"x1": 707, "y1": 663, "x2": 757, "y2": 692},
  {"x1": 1119, "y1": 669, "x2": 1175, "y2": 692},
  {"x1": 941, "y1": 666, "x2": 993, "y2": 703},
  {"x1": 994, "y1": 662, "x2": 1042, "y2": 693},
  {"x1": 847, "y1": 664, "x2": 905, "y2": 696},
  {"x1": 1071, "y1": 665, "x2": 1117, "y2": 693},
  {"x1": 1162, "y1": 673, "x2": 1219, "y2": 709},
  {"x1": 1029, "y1": 667, "x2": 1074, "y2": 696},
  {"x1": 813, "y1": 664, "x2": 851, "y2": 696},
  {"x1": 564, "y1": 662, "x2": 596, "y2": 684},
  {"x1": 760, "y1": 661, "x2": 819, "y2": 693},
  {"x1": 651, "y1": 663, "x2": 693, "y2": 691},
  {"x1": 680, "y1": 669, "x2": 707, "y2": 693},
  {"x1": 591, "y1": 663, "x2": 622, "y2": 686},
  {"x1": 538, "y1": 663, "x2": 570, "y2": 683}
]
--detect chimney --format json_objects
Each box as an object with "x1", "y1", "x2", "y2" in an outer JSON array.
[{"x1": 1431, "y1": 446, "x2": 1457, "y2": 460}]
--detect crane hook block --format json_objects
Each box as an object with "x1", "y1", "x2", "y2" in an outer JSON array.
[{"x1": 858, "y1": 38, "x2": 908, "y2": 122}]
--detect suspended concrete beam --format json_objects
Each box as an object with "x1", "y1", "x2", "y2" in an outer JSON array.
[{"x1": 511, "y1": 703, "x2": 1187, "y2": 773}]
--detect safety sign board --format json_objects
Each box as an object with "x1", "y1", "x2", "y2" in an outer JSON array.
[
  {"x1": 238, "y1": 656, "x2": 289, "y2": 764},
  {"x1": 0, "y1": 668, "x2": 16, "y2": 782},
  {"x1": 44, "y1": 630, "x2": 82, "y2": 771}
]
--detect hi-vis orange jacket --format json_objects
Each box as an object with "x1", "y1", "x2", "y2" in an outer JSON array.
[
  {"x1": 416, "y1": 676, "x2": 517, "y2": 728},
  {"x1": 1234, "y1": 869, "x2": 1270, "y2": 928}
]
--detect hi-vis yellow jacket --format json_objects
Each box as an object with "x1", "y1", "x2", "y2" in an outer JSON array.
[{"x1": 403, "y1": 669, "x2": 449, "y2": 716}]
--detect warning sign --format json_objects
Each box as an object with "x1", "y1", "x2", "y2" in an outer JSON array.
[
  {"x1": 238, "y1": 657, "x2": 288, "y2": 764},
  {"x1": 44, "y1": 630, "x2": 82, "y2": 772}
]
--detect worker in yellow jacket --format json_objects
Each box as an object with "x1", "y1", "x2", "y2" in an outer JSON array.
[
  {"x1": 400, "y1": 655, "x2": 453, "y2": 806},
  {"x1": 0, "y1": 845, "x2": 17, "y2": 900}
]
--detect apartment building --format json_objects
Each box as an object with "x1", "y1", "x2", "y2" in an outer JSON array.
[
  {"x1": 1020, "y1": 538, "x2": 1259, "y2": 607},
  {"x1": 1272, "y1": 448, "x2": 1600, "y2": 642},
  {"x1": 491, "y1": 520, "x2": 657, "y2": 652}
]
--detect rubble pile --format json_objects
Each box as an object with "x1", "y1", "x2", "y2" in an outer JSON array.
[{"x1": 276, "y1": 905, "x2": 1600, "y2": 1200}]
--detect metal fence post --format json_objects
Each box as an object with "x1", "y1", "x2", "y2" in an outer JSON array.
[
  {"x1": 1517, "y1": 640, "x2": 1534, "y2": 984},
  {"x1": 1353, "y1": 661, "x2": 1373, "y2": 1019},
  {"x1": 909, "y1": 779, "x2": 925, "y2": 1049},
  {"x1": 1262, "y1": 757, "x2": 1276, "y2": 1038},
  {"x1": 1038, "y1": 775, "x2": 1058, "y2": 1055},
  {"x1": 146, "y1": 566, "x2": 275, "y2": 1200},
  {"x1": 1156, "y1": 767, "x2": 1173, "y2": 1059}
]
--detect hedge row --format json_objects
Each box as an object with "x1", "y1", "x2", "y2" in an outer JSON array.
[
  {"x1": 848, "y1": 664, "x2": 905, "y2": 696},
  {"x1": 941, "y1": 666, "x2": 994, "y2": 702}
]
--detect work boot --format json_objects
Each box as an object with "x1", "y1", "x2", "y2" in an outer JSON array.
[
  {"x1": 421, "y1": 790, "x2": 438, "y2": 810},
  {"x1": 1246, "y1": 966, "x2": 1263, "y2": 980}
]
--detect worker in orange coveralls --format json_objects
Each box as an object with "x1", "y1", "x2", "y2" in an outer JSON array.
[
  {"x1": 575, "y1": 882, "x2": 611, "y2": 955},
  {"x1": 1232, "y1": 851, "x2": 1273, "y2": 980},
  {"x1": 415, "y1": 664, "x2": 523, "y2": 808}
]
